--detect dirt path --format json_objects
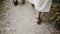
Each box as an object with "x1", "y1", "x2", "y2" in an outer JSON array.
[{"x1": 0, "y1": 0, "x2": 54, "y2": 34}]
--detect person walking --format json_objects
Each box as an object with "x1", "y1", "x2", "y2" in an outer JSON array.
[{"x1": 28, "y1": 0, "x2": 52, "y2": 24}]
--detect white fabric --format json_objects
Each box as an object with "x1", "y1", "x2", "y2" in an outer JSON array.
[{"x1": 28, "y1": 0, "x2": 52, "y2": 12}]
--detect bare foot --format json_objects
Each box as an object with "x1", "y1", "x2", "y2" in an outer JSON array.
[
  {"x1": 37, "y1": 17, "x2": 41, "y2": 25},
  {"x1": 36, "y1": 12, "x2": 42, "y2": 25},
  {"x1": 13, "y1": 0, "x2": 18, "y2": 6}
]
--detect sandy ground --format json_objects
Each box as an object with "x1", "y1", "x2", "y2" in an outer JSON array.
[{"x1": 0, "y1": 0, "x2": 54, "y2": 34}]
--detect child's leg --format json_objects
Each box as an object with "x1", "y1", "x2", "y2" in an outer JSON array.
[
  {"x1": 13, "y1": 0, "x2": 25, "y2": 6},
  {"x1": 13, "y1": 0, "x2": 18, "y2": 6},
  {"x1": 37, "y1": 12, "x2": 41, "y2": 24}
]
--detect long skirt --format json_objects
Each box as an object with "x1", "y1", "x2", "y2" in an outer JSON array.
[{"x1": 28, "y1": 0, "x2": 52, "y2": 12}]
